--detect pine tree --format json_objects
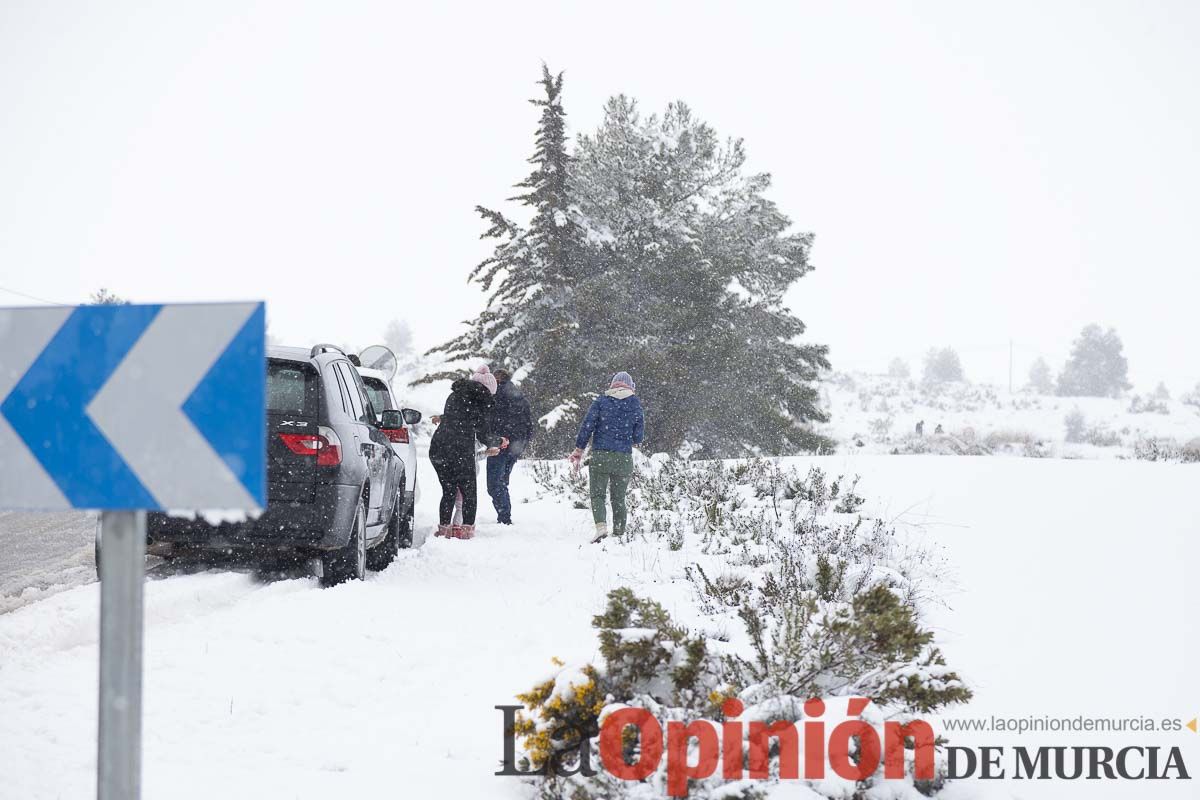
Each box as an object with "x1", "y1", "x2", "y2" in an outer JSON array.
[
  {"x1": 423, "y1": 75, "x2": 830, "y2": 457},
  {"x1": 569, "y1": 98, "x2": 829, "y2": 456},
  {"x1": 887, "y1": 358, "x2": 911, "y2": 380},
  {"x1": 419, "y1": 65, "x2": 594, "y2": 450},
  {"x1": 1027, "y1": 357, "x2": 1054, "y2": 394},
  {"x1": 1056, "y1": 324, "x2": 1131, "y2": 398},
  {"x1": 922, "y1": 347, "x2": 965, "y2": 385},
  {"x1": 90, "y1": 288, "x2": 127, "y2": 305},
  {"x1": 382, "y1": 319, "x2": 422, "y2": 381}
]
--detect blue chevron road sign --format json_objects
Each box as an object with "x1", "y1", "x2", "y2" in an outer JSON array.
[{"x1": 0, "y1": 302, "x2": 266, "y2": 511}]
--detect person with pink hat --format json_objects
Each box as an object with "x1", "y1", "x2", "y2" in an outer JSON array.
[{"x1": 428, "y1": 365, "x2": 506, "y2": 539}]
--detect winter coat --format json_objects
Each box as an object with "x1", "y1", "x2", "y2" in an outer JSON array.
[
  {"x1": 430, "y1": 379, "x2": 501, "y2": 469},
  {"x1": 575, "y1": 388, "x2": 645, "y2": 453},
  {"x1": 490, "y1": 381, "x2": 534, "y2": 452}
]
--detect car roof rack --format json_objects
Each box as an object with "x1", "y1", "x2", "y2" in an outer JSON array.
[{"x1": 310, "y1": 343, "x2": 347, "y2": 358}]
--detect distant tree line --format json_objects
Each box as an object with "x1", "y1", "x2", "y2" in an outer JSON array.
[{"x1": 888, "y1": 324, "x2": 1138, "y2": 398}]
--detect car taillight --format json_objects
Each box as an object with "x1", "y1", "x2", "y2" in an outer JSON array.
[
  {"x1": 382, "y1": 427, "x2": 409, "y2": 444},
  {"x1": 278, "y1": 426, "x2": 342, "y2": 466}
]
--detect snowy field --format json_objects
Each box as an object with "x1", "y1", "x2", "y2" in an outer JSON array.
[
  {"x1": 1, "y1": 455, "x2": 1196, "y2": 799},
  {"x1": 819, "y1": 373, "x2": 1200, "y2": 460}
]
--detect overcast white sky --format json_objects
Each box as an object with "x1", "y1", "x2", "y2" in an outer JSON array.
[{"x1": 2, "y1": 1, "x2": 1197, "y2": 391}]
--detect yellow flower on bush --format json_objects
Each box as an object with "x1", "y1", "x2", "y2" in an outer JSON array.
[{"x1": 515, "y1": 662, "x2": 606, "y2": 770}]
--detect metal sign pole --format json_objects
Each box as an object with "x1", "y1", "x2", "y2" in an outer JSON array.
[{"x1": 97, "y1": 510, "x2": 146, "y2": 800}]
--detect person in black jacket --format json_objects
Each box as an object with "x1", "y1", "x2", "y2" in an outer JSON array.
[
  {"x1": 486, "y1": 369, "x2": 534, "y2": 525},
  {"x1": 429, "y1": 366, "x2": 506, "y2": 539}
]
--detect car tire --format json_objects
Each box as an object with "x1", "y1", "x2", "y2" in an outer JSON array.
[
  {"x1": 366, "y1": 496, "x2": 403, "y2": 571},
  {"x1": 321, "y1": 496, "x2": 367, "y2": 587},
  {"x1": 398, "y1": 506, "x2": 414, "y2": 550}
]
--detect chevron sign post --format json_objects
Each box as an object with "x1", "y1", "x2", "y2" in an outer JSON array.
[{"x1": 0, "y1": 301, "x2": 266, "y2": 800}]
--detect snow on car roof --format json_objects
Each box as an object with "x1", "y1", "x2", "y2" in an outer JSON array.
[{"x1": 267, "y1": 345, "x2": 315, "y2": 363}]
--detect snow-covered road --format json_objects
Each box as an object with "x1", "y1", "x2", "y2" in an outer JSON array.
[
  {"x1": 0, "y1": 510, "x2": 96, "y2": 614},
  {"x1": 0, "y1": 456, "x2": 1196, "y2": 799}
]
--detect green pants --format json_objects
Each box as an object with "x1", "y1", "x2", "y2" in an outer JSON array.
[{"x1": 588, "y1": 450, "x2": 634, "y2": 532}]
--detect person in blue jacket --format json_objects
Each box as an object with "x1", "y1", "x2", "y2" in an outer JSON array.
[{"x1": 570, "y1": 371, "x2": 645, "y2": 541}]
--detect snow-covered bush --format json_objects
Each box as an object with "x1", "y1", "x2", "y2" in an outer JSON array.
[
  {"x1": 867, "y1": 416, "x2": 893, "y2": 442},
  {"x1": 1132, "y1": 437, "x2": 1200, "y2": 464},
  {"x1": 1063, "y1": 408, "x2": 1126, "y2": 447},
  {"x1": 513, "y1": 662, "x2": 608, "y2": 774},
  {"x1": 983, "y1": 429, "x2": 1038, "y2": 448},
  {"x1": 984, "y1": 429, "x2": 1049, "y2": 458},
  {"x1": 530, "y1": 460, "x2": 591, "y2": 509},
  {"x1": 512, "y1": 457, "x2": 971, "y2": 799},
  {"x1": 1127, "y1": 394, "x2": 1170, "y2": 415},
  {"x1": 889, "y1": 433, "x2": 990, "y2": 456},
  {"x1": 1063, "y1": 408, "x2": 1087, "y2": 443},
  {"x1": 1183, "y1": 383, "x2": 1200, "y2": 410},
  {"x1": 728, "y1": 583, "x2": 969, "y2": 714}
]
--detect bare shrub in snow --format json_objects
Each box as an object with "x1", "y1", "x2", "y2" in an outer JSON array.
[
  {"x1": 890, "y1": 433, "x2": 990, "y2": 457},
  {"x1": 530, "y1": 460, "x2": 591, "y2": 509},
  {"x1": 1064, "y1": 412, "x2": 1122, "y2": 448},
  {"x1": 1132, "y1": 438, "x2": 1200, "y2": 464},
  {"x1": 1084, "y1": 424, "x2": 1122, "y2": 448},
  {"x1": 1064, "y1": 408, "x2": 1087, "y2": 443},
  {"x1": 1127, "y1": 394, "x2": 1170, "y2": 415},
  {"x1": 868, "y1": 415, "x2": 893, "y2": 442},
  {"x1": 982, "y1": 430, "x2": 1049, "y2": 458},
  {"x1": 1183, "y1": 383, "x2": 1200, "y2": 410}
]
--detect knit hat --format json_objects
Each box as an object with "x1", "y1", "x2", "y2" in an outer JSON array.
[
  {"x1": 471, "y1": 364, "x2": 498, "y2": 395},
  {"x1": 610, "y1": 371, "x2": 635, "y2": 392}
]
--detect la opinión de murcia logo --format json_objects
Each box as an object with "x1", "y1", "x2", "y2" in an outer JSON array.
[
  {"x1": 498, "y1": 696, "x2": 938, "y2": 796},
  {"x1": 496, "y1": 697, "x2": 1193, "y2": 796}
]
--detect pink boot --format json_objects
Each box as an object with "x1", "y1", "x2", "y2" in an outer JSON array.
[
  {"x1": 457, "y1": 524, "x2": 475, "y2": 540},
  {"x1": 435, "y1": 524, "x2": 453, "y2": 538}
]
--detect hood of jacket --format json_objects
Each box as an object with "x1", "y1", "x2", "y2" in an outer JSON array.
[{"x1": 451, "y1": 377, "x2": 495, "y2": 407}]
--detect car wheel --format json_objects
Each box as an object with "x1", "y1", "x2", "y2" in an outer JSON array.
[
  {"x1": 321, "y1": 496, "x2": 367, "y2": 587},
  {"x1": 366, "y1": 496, "x2": 403, "y2": 571},
  {"x1": 398, "y1": 506, "x2": 414, "y2": 550}
]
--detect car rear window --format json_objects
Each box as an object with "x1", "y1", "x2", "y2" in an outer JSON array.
[
  {"x1": 268, "y1": 361, "x2": 314, "y2": 414},
  {"x1": 361, "y1": 377, "x2": 393, "y2": 418}
]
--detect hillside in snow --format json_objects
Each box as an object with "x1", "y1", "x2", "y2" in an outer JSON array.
[{"x1": 818, "y1": 372, "x2": 1200, "y2": 461}]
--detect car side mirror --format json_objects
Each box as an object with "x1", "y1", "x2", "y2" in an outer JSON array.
[
  {"x1": 380, "y1": 409, "x2": 404, "y2": 430},
  {"x1": 402, "y1": 408, "x2": 422, "y2": 426}
]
